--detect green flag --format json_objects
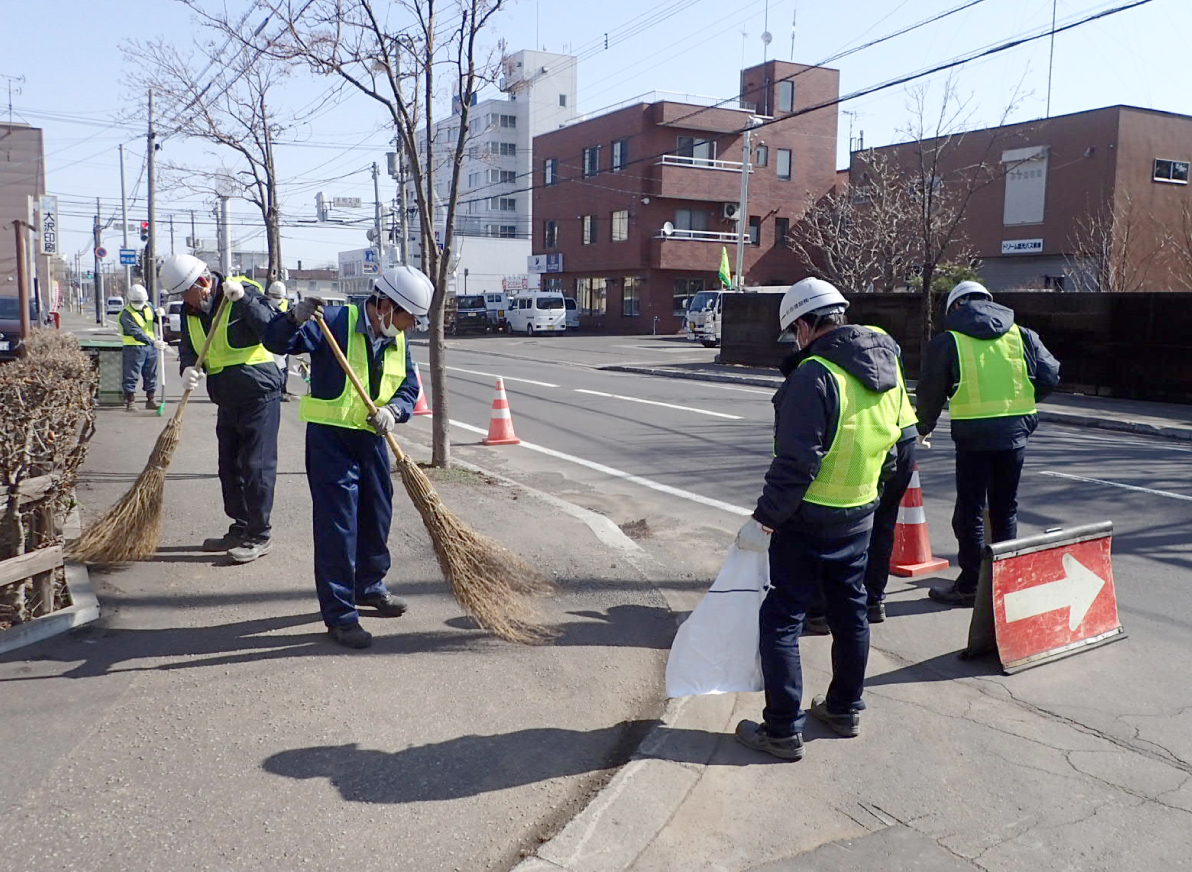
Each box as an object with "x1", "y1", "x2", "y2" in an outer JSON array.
[{"x1": 718, "y1": 247, "x2": 732, "y2": 289}]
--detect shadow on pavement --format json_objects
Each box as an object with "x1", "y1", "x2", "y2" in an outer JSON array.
[{"x1": 866, "y1": 649, "x2": 1000, "y2": 687}]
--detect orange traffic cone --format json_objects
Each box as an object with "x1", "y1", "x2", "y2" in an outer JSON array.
[
  {"x1": 412, "y1": 363, "x2": 432, "y2": 416},
  {"x1": 889, "y1": 464, "x2": 950, "y2": 577},
  {"x1": 482, "y1": 378, "x2": 521, "y2": 445}
]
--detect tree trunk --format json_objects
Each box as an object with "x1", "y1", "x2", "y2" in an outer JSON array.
[
  {"x1": 918, "y1": 260, "x2": 935, "y2": 375},
  {"x1": 429, "y1": 301, "x2": 450, "y2": 468},
  {"x1": 266, "y1": 205, "x2": 282, "y2": 283}
]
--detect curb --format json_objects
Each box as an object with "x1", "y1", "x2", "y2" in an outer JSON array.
[
  {"x1": 408, "y1": 338, "x2": 603, "y2": 371},
  {"x1": 0, "y1": 501, "x2": 101, "y2": 656},
  {"x1": 601, "y1": 364, "x2": 782, "y2": 390}
]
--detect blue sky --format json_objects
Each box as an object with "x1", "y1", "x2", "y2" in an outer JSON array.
[{"x1": 3, "y1": 0, "x2": 1186, "y2": 269}]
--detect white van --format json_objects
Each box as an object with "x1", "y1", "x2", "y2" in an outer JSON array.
[
  {"x1": 564, "y1": 297, "x2": 580, "y2": 330},
  {"x1": 506, "y1": 291, "x2": 567, "y2": 335},
  {"x1": 483, "y1": 292, "x2": 511, "y2": 330},
  {"x1": 105, "y1": 296, "x2": 125, "y2": 316}
]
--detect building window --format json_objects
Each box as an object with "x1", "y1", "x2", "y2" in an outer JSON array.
[
  {"x1": 611, "y1": 210, "x2": 629, "y2": 242},
  {"x1": 583, "y1": 146, "x2": 601, "y2": 177},
  {"x1": 673, "y1": 208, "x2": 709, "y2": 232},
  {"x1": 489, "y1": 196, "x2": 516, "y2": 211},
  {"x1": 544, "y1": 276, "x2": 563, "y2": 291},
  {"x1": 777, "y1": 81, "x2": 794, "y2": 113},
  {"x1": 748, "y1": 216, "x2": 761, "y2": 246},
  {"x1": 576, "y1": 277, "x2": 607, "y2": 316},
  {"x1": 774, "y1": 217, "x2": 790, "y2": 249},
  {"x1": 544, "y1": 220, "x2": 558, "y2": 248},
  {"x1": 1153, "y1": 158, "x2": 1190, "y2": 184},
  {"x1": 559, "y1": 94, "x2": 567, "y2": 107},
  {"x1": 500, "y1": 114, "x2": 517, "y2": 128},
  {"x1": 499, "y1": 225, "x2": 517, "y2": 239},
  {"x1": 755, "y1": 145, "x2": 768, "y2": 167},
  {"x1": 544, "y1": 158, "x2": 558, "y2": 186},
  {"x1": 501, "y1": 170, "x2": 516, "y2": 183},
  {"x1": 673, "y1": 278, "x2": 705, "y2": 314},
  {"x1": 622, "y1": 277, "x2": 641, "y2": 316},
  {"x1": 582, "y1": 214, "x2": 597, "y2": 245},
  {"x1": 776, "y1": 148, "x2": 792, "y2": 181},
  {"x1": 499, "y1": 142, "x2": 517, "y2": 156},
  {"x1": 676, "y1": 135, "x2": 716, "y2": 166},
  {"x1": 612, "y1": 139, "x2": 629, "y2": 172}
]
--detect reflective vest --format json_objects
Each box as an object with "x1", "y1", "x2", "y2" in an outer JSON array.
[
  {"x1": 948, "y1": 324, "x2": 1037, "y2": 420},
  {"x1": 864, "y1": 325, "x2": 917, "y2": 430},
  {"x1": 120, "y1": 304, "x2": 156, "y2": 346},
  {"x1": 300, "y1": 305, "x2": 407, "y2": 433},
  {"x1": 274, "y1": 298, "x2": 289, "y2": 313},
  {"x1": 185, "y1": 276, "x2": 273, "y2": 375},
  {"x1": 799, "y1": 355, "x2": 902, "y2": 509}
]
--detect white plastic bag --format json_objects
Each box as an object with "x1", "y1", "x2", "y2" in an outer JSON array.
[{"x1": 665, "y1": 544, "x2": 769, "y2": 697}]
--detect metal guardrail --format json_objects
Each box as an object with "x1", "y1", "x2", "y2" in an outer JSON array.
[
  {"x1": 654, "y1": 228, "x2": 742, "y2": 243},
  {"x1": 656, "y1": 154, "x2": 752, "y2": 172}
]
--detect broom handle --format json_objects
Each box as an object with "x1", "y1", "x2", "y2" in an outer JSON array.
[
  {"x1": 170, "y1": 293, "x2": 232, "y2": 424},
  {"x1": 313, "y1": 313, "x2": 408, "y2": 463}
]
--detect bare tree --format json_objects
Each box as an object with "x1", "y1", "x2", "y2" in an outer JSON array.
[
  {"x1": 125, "y1": 23, "x2": 299, "y2": 281},
  {"x1": 1067, "y1": 193, "x2": 1167, "y2": 292},
  {"x1": 188, "y1": 0, "x2": 504, "y2": 468},
  {"x1": 1166, "y1": 201, "x2": 1192, "y2": 291}
]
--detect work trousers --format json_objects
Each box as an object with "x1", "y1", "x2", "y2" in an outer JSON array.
[
  {"x1": 952, "y1": 446, "x2": 1027, "y2": 591},
  {"x1": 121, "y1": 345, "x2": 158, "y2": 395},
  {"x1": 215, "y1": 395, "x2": 280, "y2": 541},
  {"x1": 863, "y1": 437, "x2": 917, "y2": 603},
  {"x1": 306, "y1": 423, "x2": 393, "y2": 628},
  {"x1": 760, "y1": 525, "x2": 871, "y2": 737}
]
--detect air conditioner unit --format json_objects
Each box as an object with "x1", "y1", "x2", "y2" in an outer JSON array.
[{"x1": 722, "y1": 202, "x2": 741, "y2": 221}]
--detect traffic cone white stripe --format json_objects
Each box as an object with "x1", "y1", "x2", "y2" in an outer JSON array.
[
  {"x1": 897, "y1": 504, "x2": 926, "y2": 525},
  {"x1": 491, "y1": 408, "x2": 511, "y2": 419},
  {"x1": 482, "y1": 378, "x2": 521, "y2": 445},
  {"x1": 889, "y1": 462, "x2": 949, "y2": 577}
]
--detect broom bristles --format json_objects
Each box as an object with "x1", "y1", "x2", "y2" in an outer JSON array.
[
  {"x1": 70, "y1": 419, "x2": 182, "y2": 564},
  {"x1": 395, "y1": 455, "x2": 556, "y2": 645}
]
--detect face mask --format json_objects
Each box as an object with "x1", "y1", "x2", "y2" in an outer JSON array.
[{"x1": 379, "y1": 306, "x2": 401, "y2": 338}]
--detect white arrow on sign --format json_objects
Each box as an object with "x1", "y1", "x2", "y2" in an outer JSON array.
[{"x1": 1003, "y1": 554, "x2": 1106, "y2": 631}]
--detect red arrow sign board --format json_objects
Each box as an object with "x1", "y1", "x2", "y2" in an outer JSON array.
[{"x1": 992, "y1": 535, "x2": 1123, "y2": 671}]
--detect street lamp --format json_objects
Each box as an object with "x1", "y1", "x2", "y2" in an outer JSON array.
[{"x1": 734, "y1": 115, "x2": 766, "y2": 292}]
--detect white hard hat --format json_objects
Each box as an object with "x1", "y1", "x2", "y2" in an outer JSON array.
[
  {"x1": 946, "y1": 280, "x2": 992, "y2": 310},
  {"x1": 267, "y1": 281, "x2": 286, "y2": 298},
  {"x1": 778, "y1": 277, "x2": 849, "y2": 334},
  {"x1": 128, "y1": 284, "x2": 148, "y2": 305},
  {"x1": 374, "y1": 266, "x2": 434, "y2": 317},
  {"x1": 159, "y1": 253, "x2": 208, "y2": 295}
]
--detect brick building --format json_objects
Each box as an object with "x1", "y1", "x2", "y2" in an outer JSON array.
[
  {"x1": 856, "y1": 105, "x2": 1192, "y2": 292},
  {"x1": 531, "y1": 61, "x2": 839, "y2": 333}
]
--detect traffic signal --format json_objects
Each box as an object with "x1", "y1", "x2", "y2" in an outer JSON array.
[{"x1": 140, "y1": 220, "x2": 149, "y2": 242}]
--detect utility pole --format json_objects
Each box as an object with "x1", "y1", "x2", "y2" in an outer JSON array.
[
  {"x1": 372, "y1": 161, "x2": 384, "y2": 269},
  {"x1": 169, "y1": 215, "x2": 175, "y2": 254},
  {"x1": 218, "y1": 196, "x2": 231, "y2": 276},
  {"x1": 119, "y1": 143, "x2": 132, "y2": 292},
  {"x1": 734, "y1": 124, "x2": 756, "y2": 291},
  {"x1": 93, "y1": 198, "x2": 103, "y2": 324},
  {"x1": 146, "y1": 89, "x2": 158, "y2": 309},
  {"x1": 13, "y1": 220, "x2": 30, "y2": 340},
  {"x1": 190, "y1": 210, "x2": 197, "y2": 253}
]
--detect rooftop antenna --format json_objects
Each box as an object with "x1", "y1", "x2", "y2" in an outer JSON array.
[
  {"x1": 761, "y1": 0, "x2": 771, "y2": 64},
  {"x1": 2, "y1": 74, "x2": 25, "y2": 125},
  {"x1": 790, "y1": 7, "x2": 797, "y2": 61},
  {"x1": 740, "y1": 29, "x2": 749, "y2": 71}
]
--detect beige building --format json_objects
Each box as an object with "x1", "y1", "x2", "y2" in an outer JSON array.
[{"x1": 1, "y1": 123, "x2": 47, "y2": 315}]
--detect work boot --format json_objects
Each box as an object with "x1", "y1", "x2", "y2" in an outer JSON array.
[
  {"x1": 867, "y1": 599, "x2": 886, "y2": 623},
  {"x1": 124, "y1": 391, "x2": 136, "y2": 412},
  {"x1": 734, "y1": 720, "x2": 804, "y2": 761},
  {"x1": 280, "y1": 392, "x2": 291, "y2": 403},
  {"x1": 928, "y1": 581, "x2": 977, "y2": 608},
  {"x1": 228, "y1": 537, "x2": 273, "y2": 564},
  {"x1": 803, "y1": 615, "x2": 830, "y2": 636},
  {"x1": 329, "y1": 622, "x2": 373, "y2": 649},
  {"x1": 358, "y1": 592, "x2": 408, "y2": 617},
  {"x1": 202, "y1": 530, "x2": 246, "y2": 552},
  {"x1": 809, "y1": 695, "x2": 861, "y2": 738},
  {"x1": 144, "y1": 392, "x2": 157, "y2": 410}
]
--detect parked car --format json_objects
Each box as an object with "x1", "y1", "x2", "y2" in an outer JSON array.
[
  {"x1": 505, "y1": 291, "x2": 567, "y2": 335},
  {"x1": 447, "y1": 294, "x2": 491, "y2": 334},
  {"x1": 164, "y1": 301, "x2": 185, "y2": 343},
  {"x1": 483, "y1": 291, "x2": 511, "y2": 331},
  {"x1": 104, "y1": 295, "x2": 125, "y2": 316},
  {"x1": 563, "y1": 297, "x2": 580, "y2": 330},
  {"x1": 0, "y1": 294, "x2": 28, "y2": 360}
]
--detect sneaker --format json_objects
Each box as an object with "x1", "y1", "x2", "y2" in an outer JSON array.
[
  {"x1": 202, "y1": 531, "x2": 246, "y2": 552},
  {"x1": 280, "y1": 393, "x2": 291, "y2": 403},
  {"x1": 803, "y1": 615, "x2": 830, "y2": 636},
  {"x1": 144, "y1": 394, "x2": 157, "y2": 410},
  {"x1": 228, "y1": 537, "x2": 274, "y2": 564},
  {"x1": 867, "y1": 600, "x2": 886, "y2": 623},
  {"x1": 734, "y1": 720, "x2": 805, "y2": 761},
  {"x1": 928, "y1": 582, "x2": 977, "y2": 607},
  {"x1": 809, "y1": 695, "x2": 861, "y2": 738},
  {"x1": 329, "y1": 623, "x2": 373, "y2": 649},
  {"x1": 358, "y1": 592, "x2": 408, "y2": 617}
]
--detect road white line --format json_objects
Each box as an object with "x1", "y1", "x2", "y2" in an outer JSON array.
[
  {"x1": 611, "y1": 344, "x2": 708, "y2": 354},
  {"x1": 691, "y1": 382, "x2": 775, "y2": 396},
  {"x1": 1039, "y1": 471, "x2": 1192, "y2": 502},
  {"x1": 573, "y1": 389, "x2": 743, "y2": 420},
  {"x1": 414, "y1": 361, "x2": 558, "y2": 388},
  {"x1": 448, "y1": 419, "x2": 753, "y2": 517}
]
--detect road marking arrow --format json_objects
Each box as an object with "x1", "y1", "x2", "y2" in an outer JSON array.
[{"x1": 1003, "y1": 553, "x2": 1106, "y2": 631}]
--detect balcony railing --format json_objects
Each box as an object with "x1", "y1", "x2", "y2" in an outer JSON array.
[
  {"x1": 656, "y1": 154, "x2": 751, "y2": 173},
  {"x1": 654, "y1": 228, "x2": 742, "y2": 243}
]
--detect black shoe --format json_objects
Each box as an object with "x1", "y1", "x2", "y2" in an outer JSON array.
[
  {"x1": 144, "y1": 394, "x2": 157, "y2": 410},
  {"x1": 202, "y1": 531, "x2": 246, "y2": 552},
  {"x1": 280, "y1": 393, "x2": 291, "y2": 403},
  {"x1": 734, "y1": 720, "x2": 804, "y2": 761},
  {"x1": 867, "y1": 600, "x2": 886, "y2": 623},
  {"x1": 228, "y1": 537, "x2": 273, "y2": 564},
  {"x1": 329, "y1": 623, "x2": 373, "y2": 649},
  {"x1": 803, "y1": 615, "x2": 830, "y2": 636},
  {"x1": 358, "y1": 592, "x2": 408, "y2": 617},
  {"x1": 809, "y1": 695, "x2": 861, "y2": 738},
  {"x1": 928, "y1": 582, "x2": 977, "y2": 607}
]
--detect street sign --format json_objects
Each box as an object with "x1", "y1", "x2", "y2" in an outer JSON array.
[
  {"x1": 95, "y1": 246, "x2": 108, "y2": 259},
  {"x1": 965, "y1": 522, "x2": 1125, "y2": 673},
  {"x1": 119, "y1": 248, "x2": 137, "y2": 265},
  {"x1": 363, "y1": 248, "x2": 377, "y2": 263},
  {"x1": 40, "y1": 196, "x2": 58, "y2": 255},
  {"x1": 333, "y1": 197, "x2": 362, "y2": 209},
  {"x1": 362, "y1": 262, "x2": 378, "y2": 275}
]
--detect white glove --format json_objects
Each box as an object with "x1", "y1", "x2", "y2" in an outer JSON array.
[
  {"x1": 735, "y1": 518, "x2": 772, "y2": 552},
  {"x1": 181, "y1": 366, "x2": 203, "y2": 393},
  {"x1": 917, "y1": 433, "x2": 932, "y2": 449},
  {"x1": 367, "y1": 406, "x2": 396, "y2": 435},
  {"x1": 222, "y1": 280, "x2": 245, "y2": 302},
  {"x1": 154, "y1": 339, "x2": 168, "y2": 351}
]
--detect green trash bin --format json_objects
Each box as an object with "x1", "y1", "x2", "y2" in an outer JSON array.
[{"x1": 77, "y1": 336, "x2": 126, "y2": 406}]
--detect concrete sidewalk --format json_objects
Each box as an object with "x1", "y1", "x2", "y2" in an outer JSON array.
[{"x1": 602, "y1": 362, "x2": 1192, "y2": 441}]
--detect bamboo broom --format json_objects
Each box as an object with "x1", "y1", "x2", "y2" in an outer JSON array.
[
  {"x1": 71, "y1": 294, "x2": 231, "y2": 564},
  {"x1": 313, "y1": 312, "x2": 554, "y2": 645}
]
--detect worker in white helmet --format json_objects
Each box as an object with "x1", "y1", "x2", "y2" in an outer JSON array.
[
  {"x1": 118, "y1": 284, "x2": 167, "y2": 411},
  {"x1": 158, "y1": 253, "x2": 284, "y2": 564},
  {"x1": 263, "y1": 265, "x2": 429, "y2": 649},
  {"x1": 265, "y1": 280, "x2": 293, "y2": 401}
]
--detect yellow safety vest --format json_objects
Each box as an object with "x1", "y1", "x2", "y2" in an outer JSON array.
[
  {"x1": 274, "y1": 298, "x2": 289, "y2": 313},
  {"x1": 949, "y1": 325, "x2": 1037, "y2": 420},
  {"x1": 300, "y1": 305, "x2": 407, "y2": 433},
  {"x1": 800, "y1": 355, "x2": 902, "y2": 509},
  {"x1": 120, "y1": 304, "x2": 156, "y2": 346},
  {"x1": 185, "y1": 276, "x2": 273, "y2": 375},
  {"x1": 865, "y1": 325, "x2": 917, "y2": 430}
]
